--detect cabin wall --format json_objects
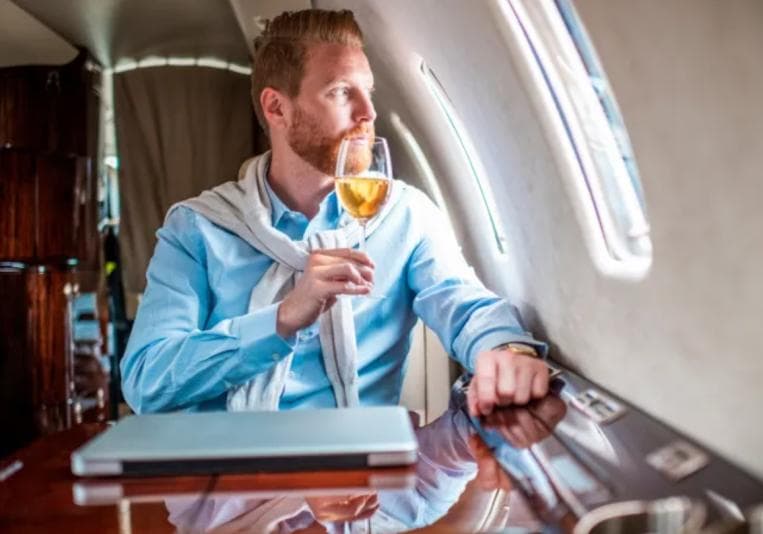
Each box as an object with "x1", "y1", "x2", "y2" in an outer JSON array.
[
  {"x1": 317, "y1": 0, "x2": 524, "y2": 299},
  {"x1": 4, "y1": 0, "x2": 760, "y2": 478},
  {"x1": 568, "y1": 0, "x2": 763, "y2": 476},
  {"x1": 322, "y1": 0, "x2": 763, "y2": 478}
]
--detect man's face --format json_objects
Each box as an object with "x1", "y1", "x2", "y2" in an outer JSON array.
[{"x1": 286, "y1": 42, "x2": 376, "y2": 176}]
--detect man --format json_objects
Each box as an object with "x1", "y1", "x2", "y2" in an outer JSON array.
[{"x1": 121, "y1": 9, "x2": 549, "y2": 418}]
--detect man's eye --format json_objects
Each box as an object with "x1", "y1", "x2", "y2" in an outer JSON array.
[{"x1": 331, "y1": 87, "x2": 350, "y2": 98}]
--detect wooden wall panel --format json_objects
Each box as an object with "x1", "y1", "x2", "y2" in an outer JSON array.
[
  {"x1": 76, "y1": 158, "x2": 101, "y2": 271},
  {"x1": 0, "y1": 265, "x2": 77, "y2": 453},
  {"x1": 0, "y1": 50, "x2": 103, "y2": 455},
  {"x1": 35, "y1": 155, "x2": 79, "y2": 261},
  {"x1": 26, "y1": 267, "x2": 74, "y2": 435},
  {"x1": 0, "y1": 151, "x2": 36, "y2": 260},
  {"x1": 0, "y1": 52, "x2": 101, "y2": 266},
  {"x1": 0, "y1": 51, "x2": 99, "y2": 157},
  {"x1": 0, "y1": 153, "x2": 97, "y2": 264},
  {"x1": 0, "y1": 68, "x2": 48, "y2": 150},
  {"x1": 0, "y1": 266, "x2": 36, "y2": 457}
]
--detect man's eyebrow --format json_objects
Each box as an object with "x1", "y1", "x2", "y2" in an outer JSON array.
[
  {"x1": 320, "y1": 74, "x2": 374, "y2": 88},
  {"x1": 321, "y1": 75, "x2": 347, "y2": 87}
]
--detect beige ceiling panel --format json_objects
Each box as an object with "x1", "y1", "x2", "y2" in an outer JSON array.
[{"x1": 0, "y1": 0, "x2": 78, "y2": 67}]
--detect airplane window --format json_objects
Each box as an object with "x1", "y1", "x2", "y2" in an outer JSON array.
[
  {"x1": 501, "y1": 0, "x2": 652, "y2": 277},
  {"x1": 419, "y1": 61, "x2": 509, "y2": 255}
]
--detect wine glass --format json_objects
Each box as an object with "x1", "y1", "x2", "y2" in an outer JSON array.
[
  {"x1": 335, "y1": 136, "x2": 392, "y2": 299},
  {"x1": 334, "y1": 136, "x2": 392, "y2": 252}
]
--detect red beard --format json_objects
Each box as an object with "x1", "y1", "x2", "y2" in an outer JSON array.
[{"x1": 288, "y1": 105, "x2": 374, "y2": 176}]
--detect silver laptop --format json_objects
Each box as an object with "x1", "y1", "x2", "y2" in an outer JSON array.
[
  {"x1": 72, "y1": 470, "x2": 417, "y2": 506},
  {"x1": 71, "y1": 406, "x2": 418, "y2": 477}
]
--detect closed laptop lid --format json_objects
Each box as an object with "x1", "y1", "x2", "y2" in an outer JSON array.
[{"x1": 71, "y1": 406, "x2": 418, "y2": 476}]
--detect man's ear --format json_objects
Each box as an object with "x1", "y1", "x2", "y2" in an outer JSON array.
[{"x1": 260, "y1": 87, "x2": 291, "y2": 132}]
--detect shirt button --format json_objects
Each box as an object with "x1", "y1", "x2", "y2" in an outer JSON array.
[{"x1": 271, "y1": 353, "x2": 280, "y2": 361}]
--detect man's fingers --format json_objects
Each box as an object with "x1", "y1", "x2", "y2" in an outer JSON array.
[
  {"x1": 531, "y1": 367, "x2": 550, "y2": 398},
  {"x1": 475, "y1": 355, "x2": 499, "y2": 415},
  {"x1": 313, "y1": 248, "x2": 375, "y2": 267},
  {"x1": 319, "y1": 280, "x2": 372, "y2": 298},
  {"x1": 513, "y1": 365, "x2": 532, "y2": 405},
  {"x1": 496, "y1": 356, "x2": 516, "y2": 405},
  {"x1": 473, "y1": 352, "x2": 552, "y2": 415},
  {"x1": 311, "y1": 254, "x2": 375, "y2": 277},
  {"x1": 315, "y1": 263, "x2": 373, "y2": 285}
]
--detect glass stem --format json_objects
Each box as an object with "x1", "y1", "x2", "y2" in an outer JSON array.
[{"x1": 359, "y1": 220, "x2": 367, "y2": 252}]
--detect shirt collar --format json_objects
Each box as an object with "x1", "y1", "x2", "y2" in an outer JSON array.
[
  {"x1": 264, "y1": 175, "x2": 291, "y2": 227},
  {"x1": 264, "y1": 176, "x2": 343, "y2": 229}
]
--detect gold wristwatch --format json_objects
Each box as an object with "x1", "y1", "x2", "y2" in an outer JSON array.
[{"x1": 494, "y1": 342, "x2": 539, "y2": 358}]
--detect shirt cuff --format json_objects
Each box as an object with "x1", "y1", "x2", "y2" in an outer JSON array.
[
  {"x1": 465, "y1": 330, "x2": 549, "y2": 371},
  {"x1": 236, "y1": 303, "x2": 297, "y2": 365}
]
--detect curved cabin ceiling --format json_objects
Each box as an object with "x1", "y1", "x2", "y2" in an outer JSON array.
[
  {"x1": 0, "y1": 0, "x2": 78, "y2": 67},
  {"x1": 9, "y1": 0, "x2": 251, "y2": 67},
  {"x1": 228, "y1": 0, "x2": 311, "y2": 56}
]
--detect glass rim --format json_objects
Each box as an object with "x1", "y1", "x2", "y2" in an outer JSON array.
[{"x1": 335, "y1": 135, "x2": 392, "y2": 178}]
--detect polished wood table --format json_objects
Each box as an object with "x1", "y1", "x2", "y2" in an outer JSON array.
[
  {"x1": 4, "y1": 374, "x2": 763, "y2": 533},
  {"x1": 0, "y1": 412, "x2": 529, "y2": 533}
]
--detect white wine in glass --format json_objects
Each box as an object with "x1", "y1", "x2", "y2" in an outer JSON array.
[
  {"x1": 334, "y1": 136, "x2": 392, "y2": 251},
  {"x1": 335, "y1": 136, "x2": 392, "y2": 299},
  {"x1": 334, "y1": 176, "x2": 390, "y2": 221}
]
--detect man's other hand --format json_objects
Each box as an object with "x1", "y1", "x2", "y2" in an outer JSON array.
[
  {"x1": 277, "y1": 248, "x2": 375, "y2": 338},
  {"x1": 467, "y1": 348, "x2": 549, "y2": 417}
]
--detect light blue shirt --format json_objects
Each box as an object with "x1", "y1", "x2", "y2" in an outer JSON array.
[{"x1": 121, "y1": 179, "x2": 545, "y2": 413}]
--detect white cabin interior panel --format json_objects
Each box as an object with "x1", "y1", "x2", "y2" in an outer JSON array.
[{"x1": 318, "y1": 0, "x2": 763, "y2": 478}]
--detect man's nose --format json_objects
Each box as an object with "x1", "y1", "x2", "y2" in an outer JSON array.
[{"x1": 353, "y1": 91, "x2": 377, "y2": 124}]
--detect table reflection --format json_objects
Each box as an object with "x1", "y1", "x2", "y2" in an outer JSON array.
[
  {"x1": 5, "y1": 371, "x2": 763, "y2": 533},
  {"x1": 165, "y1": 405, "x2": 480, "y2": 533}
]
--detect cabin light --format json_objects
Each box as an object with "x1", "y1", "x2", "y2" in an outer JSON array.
[
  {"x1": 228, "y1": 63, "x2": 252, "y2": 75},
  {"x1": 108, "y1": 56, "x2": 251, "y2": 75},
  {"x1": 197, "y1": 58, "x2": 229, "y2": 70},
  {"x1": 138, "y1": 56, "x2": 169, "y2": 69},
  {"x1": 112, "y1": 61, "x2": 138, "y2": 74},
  {"x1": 167, "y1": 57, "x2": 196, "y2": 67}
]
